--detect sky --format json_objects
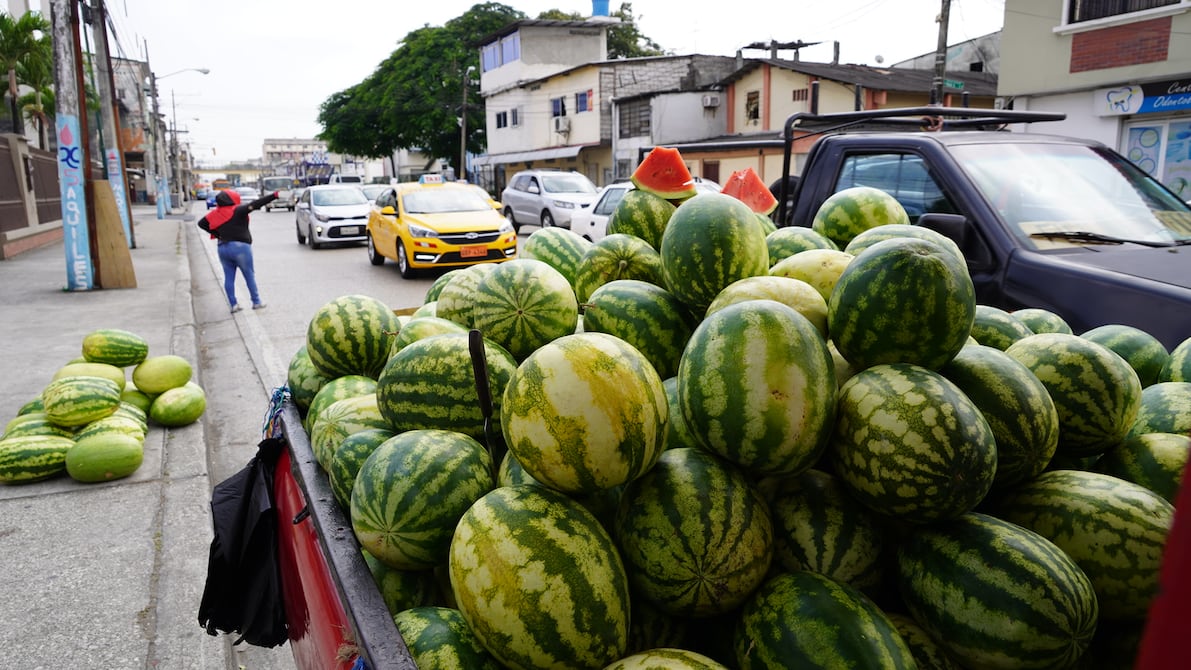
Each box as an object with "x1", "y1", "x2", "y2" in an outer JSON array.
[{"x1": 99, "y1": 0, "x2": 1006, "y2": 165}]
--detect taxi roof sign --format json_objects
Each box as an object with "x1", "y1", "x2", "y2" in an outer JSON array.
[{"x1": 419, "y1": 174, "x2": 444, "y2": 184}]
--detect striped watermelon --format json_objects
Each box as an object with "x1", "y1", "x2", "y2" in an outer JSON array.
[
  {"x1": 392, "y1": 606, "x2": 504, "y2": 669},
  {"x1": 412, "y1": 301, "x2": 436, "y2": 318},
  {"x1": 449, "y1": 484, "x2": 630, "y2": 669},
  {"x1": 678, "y1": 300, "x2": 836, "y2": 476},
  {"x1": 305, "y1": 294, "x2": 400, "y2": 379},
  {"x1": 829, "y1": 363, "x2": 997, "y2": 523},
  {"x1": 1082, "y1": 323, "x2": 1170, "y2": 387},
  {"x1": 53, "y1": 362, "x2": 126, "y2": 392},
  {"x1": 606, "y1": 188, "x2": 677, "y2": 250},
  {"x1": 74, "y1": 412, "x2": 145, "y2": 444},
  {"x1": 390, "y1": 316, "x2": 468, "y2": 356},
  {"x1": 472, "y1": 258, "x2": 580, "y2": 361},
  {"x1": 771, "y1": 250, "x2": 856, "y2": 305},
  {"x1": 286, "y1": 345, "x2": 332, "y2": 416},
  {"x1": 119, "y1": 385, "x2": 153, "y2": 413},
  {"x1": 614, "y1": 447, "x2": 773, "y2": 618},
  {"x1": 496, "y1": 450, "x2": 542, "y2": 488},
  {"x1": 42, "y1": 375, "x2": 123, "y2": 428},
  {"x1": 659, "y1": 192, "x2": 770, "y2": 312},
  {"x1": 765, "y1": 227, "x2": 838, "y2": 268},
  {"x1": 705, "y1": 275, "x2": 828, "y2": 338},
  {"x1": 304, "y1": 374, "x2": 377, "y2": 433},
  {"x1": 501, "y1": 332, "x2": 667, "y2": 494},
  {"x1": 1158, "y1": 335, "x2": 1191, "y2": 382},
  {"x1": 1126, "y1": 381, "x2": 1191, "y2": 438},
  {"x1": 843, "y1": 223, "x2": 964, "y2": 263},
  {"x1": 606, "y1": 648, "x2": 729, "y2": 670},
  {"x1": 424, "y1": 268, "x2": 463, "y2": 304},
  {"x1": 829, "y1": 237, "x2": 975, "y2": 371},
  {"x1": 625, "y1": 596, "x2": 693, "y2": 658},
  {"x1": 376, "y1": 332, "x2": 517, "y2": 440},
  {"x1": 351, "y1": 429, "x2": 495, "y2": 570},
  {"x1": 581, "y1": 279, "x2": 697, "y2": 380},
  {"x1": 361, "y1": 551, "x2": 435, "y2": 615},
  {"x1": 896, "y1": 512, "x2": 1098, "y2": 669},
  {"x1": 885, "y1": 613, "x2": 961, "y2": 670},
  {"x1": 766, "y1": 468, "x2": 886, "y2": 592},
  {"x1": 992, "y1": 469, "x2": 1173, "y2": 621},
  {"x1": 574, "y1": 233, "x2": 666, "y2": 304},
  {"x1": 435, "y1": 264, "x2": 499, "y2": 329},
  {"x1": 328, "y1": 428, "x2": 394, "y2": 510},
  {"x1": 1095, "y1": 432, "x2": 1189, "y2": 504},
  {"x1": 661, "y1": 377, "x2": 701, "y2": 452},
  {"x1": 1004, "y1": 333, "x2": 1142, "y2": 457},
  {"x1": 3, "y1": 413, "x2": 76, "y2": 439},
  {"x1": 1011, "y1": 307, "x2": 1074, "y2": 335},
  {"x1": 520, "y1": 227, "x2": 593, "y2": 292},
  {"x1": 309, "y1": 393, "x2": 389, "y2": 470},
  {"x1": 940, "y1": 344, "x2": 1060, "y2": 488},
  {"x1": 81, "y1": 328, "x2": 149, "y2": 367},
  {"x1": 0, "y1": 434, "x2": 75, "y2": 483},
  {"x1": 811, "y1": 185, "x2": 910, "y2": 248},
  {"x1": 734, "y1": 570, "x2": 915, "y2": 669},
  {"x1": 18, "y1": 395, "x2": 44, "y2": 416},
  {"x1": 968, "y1": 304, "x2": 1034, "y2": 350}
]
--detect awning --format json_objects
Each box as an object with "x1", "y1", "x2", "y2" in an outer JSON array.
[{"x1": 472, "y1": 143, "x2": 597, "y2": 167}]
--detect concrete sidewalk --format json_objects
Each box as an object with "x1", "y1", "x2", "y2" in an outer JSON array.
[{"x1": 0, "y1": 204, "x2": 295, "y2": 669}]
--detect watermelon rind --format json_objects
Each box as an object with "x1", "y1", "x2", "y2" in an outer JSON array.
[
  {"x1": 472, "y1": 258, "x2": 579, "y2": 361},
  {"x1": 1081, "y1": 323, "x2": 1170, "y2": 388},
  {"x1": 0, "y1": 434, "x2": 75, "y2": 483},
  {"x1": 286, "y1": 345, "x2": 332, "y2": 415},
  {"x1": 520, "y1": 227, "x2": 593, "y2": 292},
  {"x1": 843, "y1": 223, "x2": 964, "y2": 263},
  {"x1": 768, "y1": 248, "x2": 855, "y2": 304},
  {"x1": 968, "y1": 304, "x2": 1034, "y2": 350},
  {"x1": 1095, "y1": 432, "x2": 1189, "y2": 504},
  {"x1": 606, "y1": 189, "x2": 677, "y2": 250},
  {"x1": 42, "y1": 375, "x2": 123, "y2": 428},
  {"x1": 1158, "y1": 336, "x2": 1191, "y2": 382},
  {"x1": 1011, "y1": 307, "x2": 1074, "y2": 335},
  {"x1": 1126, "y1": 381, "x2": 1191, "y2": 439},
  {"x1": 81, "y1": 328, "x2": 149, "y2": 368},
  {"x1": 705, "y1": 275, "x2": 828, "y2": 338},
  {"x1": 811, "y1": 185, "x2": 910, "y2": 248},
  {"x1": 64, "y1": 432, "x2": 144, "y2": 483},
  {"x1": 765, "y1": 227, "x2": 839, "y2": 268},
  {"x1": 632, "y1": 147, "x2": 697, "y2": 200},
  {"x1": 304, "y1": 294, "x2": 400, "y2": 380},
  {"x1": 574, "y1": 233, "x2": 666, "y2": 304},
  {"x1": 329, "y1": 428, "x2": 395, "y2": 510},
  {"x1": 304, "y1": 374, "x2": 377, "y2": 434},
  {"x1": 581, "y1": 279, "x2": 697, "y2": 380},
  {"x1": 393, "y1": 606, "x2": 504, "y2": 670}
]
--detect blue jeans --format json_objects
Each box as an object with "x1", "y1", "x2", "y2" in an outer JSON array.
[{"x1": 217, "y1": 241, "x2": 261, "y2": 307}]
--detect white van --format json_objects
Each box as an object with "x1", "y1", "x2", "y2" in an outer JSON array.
[{"x1": 329, "y1": 174, "x2": 364, "y2": 184}]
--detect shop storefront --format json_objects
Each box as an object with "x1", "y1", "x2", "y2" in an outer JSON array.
[{"x1": 1097, "y1": 77, "x2": 1191, "y2": 200}]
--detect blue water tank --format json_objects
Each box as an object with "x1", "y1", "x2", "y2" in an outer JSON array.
[{"x1": 592, "y1": 0, "x2": 609, "y2": 16}]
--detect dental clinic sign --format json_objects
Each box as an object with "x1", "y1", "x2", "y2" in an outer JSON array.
[{"x1": 1096, "y1": 78, "x2": 1191, "y2": 116}]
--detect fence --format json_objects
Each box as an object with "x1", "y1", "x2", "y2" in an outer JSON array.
[{"x1": 0, "y1": 133, "x2": 66, "y2": 260}]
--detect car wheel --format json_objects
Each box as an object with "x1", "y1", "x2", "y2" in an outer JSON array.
[
  {"x1": 504, "y1": 208, "x2": 519, "y2": 233},
  {"x1": 397, "y1": 240, "x2": 417, "y2": 279},
  {"x1": 540, "y1": 210, "x2": 555, "y2": 228},
  {"x1": 308, "y1": 226, "x2": 322, "y2": 250},
  {"x1": 367, "y1": 234, "x2": 385, "y2": 266},
  {"x1": 295, "y1": 221, "x2": 306, "y2": 245}
]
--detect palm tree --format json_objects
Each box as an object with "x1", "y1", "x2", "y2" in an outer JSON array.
[
  {"x1": 0, "y1": 10, "x2": 51, "y2": 135},
  {"x1": 16, "y1": 34, "x2": 52, "y2": 148}
]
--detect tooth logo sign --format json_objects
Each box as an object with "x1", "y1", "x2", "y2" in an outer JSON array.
[{"x1": 1105, "y1": 86, "x2": 1142, "y2": 114}]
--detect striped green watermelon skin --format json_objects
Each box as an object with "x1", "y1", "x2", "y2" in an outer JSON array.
[
  {"x1": 351, "y1": 429, "x2": 495, "y2": 570},
  {"x1": 660, "y1": 192, "x2": 770, "y2": 312},
  {"x1": 968, "y1": 304, "x2": 1034, "y2": 350},
  {"x1": 661, "y1": 377, "x2": 701, "y2": 452},
  {"x1": 449, "y1": 484, "x2": 630, "y2": 670},
  {"x1": 328, "y1": 427, "x2": 394, "y2": 510},
  {"x1": 843, "y1": 223, "x2": 964, "y2": 263},
  {"x1": 389, "y1": 316, "x2": 467, "y2": 356},
  {"x1": 393, "y1": 606, "x2": 504, "y2": 669},
  {"x1": 607, "y1": 189, "x2": 677, "y2": 250},
  {"x1": 1158, "y1": 336, "x2": 1191, "y2": 382},
  {"x1": 0, "y1": 434, "x2": 75, "y2": 483},
  {"x1": 1082, "y1": 324, "x2": 1170, "y2": 387},
  {"x1": 1096, "y1": 432, "x2": 1189, "y2": 504},
  {"x1": 3, "y1": 413, "x2": 77, "y2": 439},
  {"x1": 625, "y1": 596, "x2": 693, "y2": 658},
  {"x1": 1004, "y1": 333, "x2": 1143, "y2": 457},
  {"x1": 940, "y1": 345, "x2": 1060, "y2": 488},
  {"x1": 678, "y1": 300, "x2": 836, "y2": 476},
  {"x1": 305, "y1": 294, "x2": 400, "y2": 379},
  {"x1": 765, "y1": 227, "x2": 838, "y2": 267},
  {"x1": 574, "y1": 233, "x2": 666, "y2": 304},
  {"x1": 614, "y1": 448, "x2": 774, "y2": 618},
  {"x1": 1012, "y1": 307, "x2": 1074, "y2": 335},
  {"x1": 42, "y1": 375, "x2": 123, "y2": 428},
  {"x1": 521, "y1": 227, "x2": 593, "y2": 292},
  {"x1": 304, "y1": 374, "x2": 377, "y2": 433},
  {"x1": 361, "y1": 551, "x2": 435, "y2": 616},
  {"x1": 811, "y1": 185, "x2": 911, "y2": 248},
  {"x1": 501, "y1": 332, "x2": 667, "y2": 494},
  {"x1": 310, "y1": 393, "x2": 390, "y2": 469},
  {"x1": 433, "y1": 264, "x2": 499, "y2": 329},
  {"x1": 472, "y1": 258, "x2": 580, "y2": 361},
  {"x1": 376, "y1": 332, "x2": 517, "y2": 441},
  {"x1": 735, "y1": 570, "x2": 916, "y2": 670},
  {"x1": 991, "y1": 469, "x2": 1174, "y2": 621},
  {"x1": 1126, "y1": 381, "x2": 1191, "y2": 438},
  {"x1": 607, "y1": 647, "x2": 729, "y2": 670},
  {"x1": 581, "y1": 279, "x2": 696, "y2": 380},
  {"x1": 424, "y1": 268, "x2": 463, "y2": 304},
  {"x1": 286, "y1": 345, "x2": 332, "y2": 416},
  {"x1": 829, "y1": 237, "x2": 975, "y2": 371},
  {"x1": 885, "y1": 613, "x2": 961, "y2": 670},
  {"x1": 897, "y1": 512, "x2": 1098, "y2": 670},
  {"x1": 704, "y1": 275, "x2": 828, "y2": 338},
  {"x1": 81, "y1": 328, "x2": 149, "y2": 368},
  {"x1": 829, "y1": 363, "x2": 997, "y2": 523}
]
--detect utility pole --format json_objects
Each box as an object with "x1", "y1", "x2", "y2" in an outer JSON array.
[
  {"x1": 931, "y1": 0, "x2": 951, "y2": 105},
  {"x1": 88, "y1": 0, "x2": 135, "y2": 248},
  {"x1": 460, "y1": 65, "x2": 474, "y2": 182},
  {"x1": 50, "y1": 0, "x2": 95, "y2": 290}
]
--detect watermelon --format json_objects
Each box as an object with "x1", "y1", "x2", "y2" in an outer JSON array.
[
  {"x1": 0, "y1": 434, "x2": 75, "y2": 483},
  {"x1": 501, "y1": 332, "x2": 667, "y2": 494},
  {"x1": 74, "y1": 413, "x2": 147, "y2": 444},
  {"x1": 42, "y1": 375, "x2": 122, "y2": 428},
  {"x1": 896, "y1": 512, "x2": 1098, "y2": 669},
  {"x1": 734, "y1": 571, "x2": 915, "y2": 670},
  {"x1": 765, "y1": 227, "x2": 838, "y2": 267},
  {"x1": 1011, "y1": 307, "x2": 1074, "y2": 335},
  {"x1": 119, "y1": 386, "x2": 153, "y2": 414},
  {"x1": 829, "y1": 237, "x2": 975, "y2": 371},
  {"x1": 1126, "y1": 381, "x2": 1191, "y2": 438},
  {"x1": 390, "y1": 316, "x2": 468, "y2": 356},
  {"x1": 606, "y1": 189, "x2": 677, "y2": 250},
  {"x1": 940, "y1": 344, "x2": 1060, "y2": 488},
  {"x1": 659, "y1": 192, "x2": 770, "y2": 312},
  {"x1": 1004, "y1": 333, "x2": 1142, "y2": 457},
  {"x1": 632, "y1": 147, "x2": 697, "y2": 200},
  {"x1": 131, "y1": 354, "x2": 193, "y2": 395},
  {"x1": 574, "y1": 233, "x2": 666, "y2": 304},
  {"x1": 624, "y1": 596, "x2": 693, "y2": 658},
  {"x1": 81, "y1": 328, "x2": 149, "y2": 367},
  {"x1": 412, "y1": 301, "x2": 437, "y2": 319},
  {"x1": 309, "y1": 393, "x2": 389, "y2": 469},
  {"x1": 304, "y1": 374, "x2": 377, "y2": 434},
  {"x1": 449, "y1": 484, "x2": 630, "y2": 669},
  {"x1": 720, "y1": 167, "x2": 778, "y2": 215},
  {"x1": 678, "y1": 300, "x2": 836, "y2": 476},
  {"x1": 829, "y1": 363, "x2": 997, "y2": 523},
  {"x1": 606, "y1": 648, "x2": 729, "y2": 670},
  {"x1": 435, "y1": 264, "x2": 499, "y2": 329},
  {"x1": 424, "y1": 269, "x2": 463, "y2": 304},
  {"x1": 581, "y1": 279, "x2": 697, "y2": 380},
  {"x1": 885, "y1": 613, "x2": 961, "y2": 670},
  {"x1": 376, "y1": 332, "x2": 517, "y2": 441},
  {"x1": 361, "y1": 551, "x2": 435, "y2": 615},
  {"x1": 520, "y1": 227, "x2": 593, "y2": 292},
  {"x1": 304, "y1": 294, "x2": 400, "y2": 379},
  {"x1": 991, "y1": 469, "x2": 1174, "y2": 621},
  {"x1": 1082, "y1": 323, "x2": 1170, "y2": 387},
  {"x1": 614, "y1": 448, "x2": 773, "y2": 618},
  {"x1": 496, "y1": 450, "x2": 542, "y2": 488},
  {"x1": 768, "y1": 248, "x2": 855, "y2": 306},
  {"x1": 1158, "y1": 336, "x2": 1191, "y2": 382},
  {"x1": 1095, "y1": 432, "x2": 1189, "y2": 504},
  {"x1": 53, "y1": 362, "x2": 126, "y2": 392},
  {"x1": 3, "y1": 413, "x2": 76, "y2": 440},
  {"x1": 286, "y1": 345, "x2": 332, "y2": 416},
  {"x1": 968, "y1": 304, "x2": 1034, "y2": 350},
  {"x1": 392, "y1": 606, "x2": 504, "y2": 669},
  {"x1": 65, "y1": 432, "x2": 144, "y2": 483},
  {"x1": 704, "y1": 275, "x2": 828, "y2": 338},
  {"x1": 148, "y1": 381, "x2": 207, "y2": 427},
  {"x1": 811, "y1": 185, "x2": 910, "y2": 248},
  {"x1": 843, "y1": 223, "x2": 964, "y2": 263},
  {"x1": 660, "y1": 377, "x2": 700, "y2": 452},
  {"x1": 328, "y1": 428, "x2": 394, "y2": 510},
  {"x1": 752, "y1": 211, "x2": 777, "y2": 236},
  {"x1": 471, "y1": 258, "x2": 580, "y2": 361}
]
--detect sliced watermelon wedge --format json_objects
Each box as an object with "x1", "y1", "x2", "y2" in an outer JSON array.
[
  {"x1": 721, "y1": 167, "x2": 778, "y2": 215},
  {"x1": 632, "y1": 147, "x2": 697, "y2": 200}
]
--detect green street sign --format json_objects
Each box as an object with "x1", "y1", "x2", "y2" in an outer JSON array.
[{"x1": 944, "y1": 79, "x2": 965, "y2": 90}]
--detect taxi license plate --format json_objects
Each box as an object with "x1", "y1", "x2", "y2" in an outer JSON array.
[
  {"x1": 338, "y1": 226, "x2": 360, "y2": 236},
  {"x1": 461, "y1": 245, "x2": 487, "y2": 258}
]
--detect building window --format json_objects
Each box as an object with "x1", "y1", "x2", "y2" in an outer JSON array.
[
  {"x1": 1067, "y1": 0, "x2": 1179, "y2": 23},
  {"x1": 510, "y1": 107, "x2": 520, "y2": 127},
  {"x1": 745, "y1": 91, "x2": 760, "y2": 124},
  {"x1": 618, "y1": 98, "x2": 651, "y2": 138},
  {"x1": 551, "y1": 97, "x2": 567, "y2": 117},
  {"x1": 481, "y1": 43, "x2": 500, "y2": 72},
  {"x1": 495, "y1": 111, "x2": 508, "y2": 129},
  {"x1": 792, "y1": 88, "x2": 809, "y2": 102},
  {"x1": 575, "y1": 89, "x2": 593, "y2": 113},
  {"x1": 501, "y1": 34, "x2": 520, "y2": 64}
]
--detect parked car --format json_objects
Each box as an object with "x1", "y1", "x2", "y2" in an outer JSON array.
[
  {"x1": 571, "y1": 178, "x2": 724, "y2": 242},
  {"x1": 206, "y1": 191, "x2": 219, "y2": 209},
  {"x1": 234, "y1": 186, "x2": 261, "y2": 203},
  {"x1": 501, "y1": 169, "x2": 599, "y2": 231},
  {"x1": 294, "y1": 184, "x2": 372, "y2": 249},
  {"x1": 359, "y1": 184, "x2": 389, "y2": 204},
  {"x1": 366, "y1": 174, "x2": 517, "y2": 278}
]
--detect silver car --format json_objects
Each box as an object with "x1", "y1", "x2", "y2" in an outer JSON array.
[
  {"x1": 294, "y1": 184, "x2": 371, "y2": 249},
  {"x1": 501, "y1": 169, "x2": 598, "y2": 231}
]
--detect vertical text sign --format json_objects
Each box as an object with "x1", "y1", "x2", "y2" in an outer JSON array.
[{"x1": 58, "y1": 118, "x2": 93, "y2": 290}]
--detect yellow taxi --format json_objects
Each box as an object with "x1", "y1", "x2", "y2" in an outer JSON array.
[{"x1": 366, "y1": 175, "x2": 518, "y2": 278}]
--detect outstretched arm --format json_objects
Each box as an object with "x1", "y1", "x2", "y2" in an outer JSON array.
[{"x1": 247, "y1": 192, "x2": 280, "y2": 212}]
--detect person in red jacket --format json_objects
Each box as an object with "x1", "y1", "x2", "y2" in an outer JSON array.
[{"x1": 198, "y1": 189, "x2": 278, "y2": 313}]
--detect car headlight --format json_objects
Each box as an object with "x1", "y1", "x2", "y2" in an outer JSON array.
[
  {"x1": 407, "y1": 223, "x2": 439, "y2": 238},
  {"x1": 552, "y1": 200, "x2": 576, "y2": 209},
  {"x1": 498, "y1": 220, "x2": 514, "y2": 234},
  {"x1": 315, "y1": 212, "x2": 330, "y2": 222}
]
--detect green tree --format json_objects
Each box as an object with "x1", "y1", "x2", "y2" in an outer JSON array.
[
  {"x1": 0, "y1": 10, "x2": 50, "y2": 135},
  {"x1": 16, "y1": 33, "x2": 52, "y2": 149}
]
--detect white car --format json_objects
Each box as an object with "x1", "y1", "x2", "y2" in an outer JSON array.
[
  {"x1": 571, "y1": 178, "x2": 722, "y2": 242},
  {"x1": 501, "y1": 169, "x2": 599, "y2": 231},
  {"x1": 294, "y1": 184, "x2": 371, "y2": 249}
]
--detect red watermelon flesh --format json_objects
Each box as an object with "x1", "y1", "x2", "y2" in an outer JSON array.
[
  {"x1": 632, "y1": 147, "x2": 697, "y2": 199},
  {"x1": 722, "y1": 167, "x2": 778, "y2": 215}
]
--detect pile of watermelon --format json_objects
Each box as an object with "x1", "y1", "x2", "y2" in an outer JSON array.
[
  {"x1": 289, "y1": 147, "x2": 1191, "y2": 669},
  {"x1": 0, "y1": 328, "x2": 206, "y2": 485}
]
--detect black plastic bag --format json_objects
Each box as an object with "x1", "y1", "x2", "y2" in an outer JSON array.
[{"x1": 197, "y1": 436, "x2": 288, "y2": 647}]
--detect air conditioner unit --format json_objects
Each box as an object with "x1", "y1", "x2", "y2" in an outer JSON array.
[
  {"x1": 701, "y1": 94, "x2": 721, "y2": 108},
  {"x1": 553, "y1": 116, "x2": 571, "y2": 133}
]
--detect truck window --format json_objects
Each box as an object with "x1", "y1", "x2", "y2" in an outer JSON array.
[
  {"x1": 835, "y1": 154, "x2": 956, "y2": 223},
  {"x1": 262, "y1": 177, "x2": 292, "y2": 192}
]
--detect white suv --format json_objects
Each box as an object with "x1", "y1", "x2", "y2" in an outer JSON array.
[{"x1": 501, "y1": 169, "x2": 599, "y2": 232}]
